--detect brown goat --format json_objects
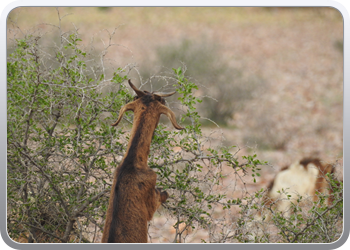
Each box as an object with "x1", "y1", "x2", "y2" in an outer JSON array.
[{"x1": 101, "y1": 80, "x2": 183, "y2": 243}]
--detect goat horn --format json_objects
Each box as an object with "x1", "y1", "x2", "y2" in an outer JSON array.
[
  {"x1": 128, "y1": 79, "x2": 145, "y2": 97},
  {"x1": 111, "y1": 102, "x2": 135, "y2": 126},
  {"x1": 160, "y1": 105, "x2": 184, "y2": 130},
  {"x1": 153, "y1": 91, "x2": 177, "y2": 97}
]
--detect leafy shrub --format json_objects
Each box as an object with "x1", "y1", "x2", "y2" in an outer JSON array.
[{"x1": 7, "y1": 28, "x2": 130, "y2": 242}]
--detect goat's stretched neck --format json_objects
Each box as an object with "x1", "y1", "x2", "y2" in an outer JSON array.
[{"x1": 123, "y1": 111, "x2": 159, "y2": 168}]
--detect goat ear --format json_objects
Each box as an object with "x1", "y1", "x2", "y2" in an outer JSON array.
[
  {"x1": 128, "y1": 79, "x2": 145, "y2": 97},
  {"x1": 160, "y1": 105, "x2": 184, "y2": 130},
  {"x1": 111, "y1": 102, "x2": 135, "y2": 126}
]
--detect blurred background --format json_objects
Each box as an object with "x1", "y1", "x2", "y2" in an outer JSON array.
[{"x1": 7, "y1": 6, "x2": 343, "y2": 187}]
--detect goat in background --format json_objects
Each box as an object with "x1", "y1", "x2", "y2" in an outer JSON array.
[
  {"x1": 101, "y1": 80, "x2": 183, "y2": 243},
  {"x1": 241, "y1": 157, "x2": 339, "y2": 241},
  {"x1": 262, "y1": 158, "x2": 335, "y2": 214}
]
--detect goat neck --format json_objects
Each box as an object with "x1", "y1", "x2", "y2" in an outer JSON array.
[{"x1": 123, "y1": 95, "x2": 163, "y2": 168}]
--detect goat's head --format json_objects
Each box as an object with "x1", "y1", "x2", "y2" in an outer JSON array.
[{"x1": 111, "y1": 80, "x2": 184, "y2": 130}]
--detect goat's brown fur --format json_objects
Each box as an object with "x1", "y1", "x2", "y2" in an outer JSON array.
[
  {"x1": 299, "y1": 158, "x2": 334, "y2": 202},
  {"x1": 101, "y1": 80, "x2": 183, "y2": 243}
]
